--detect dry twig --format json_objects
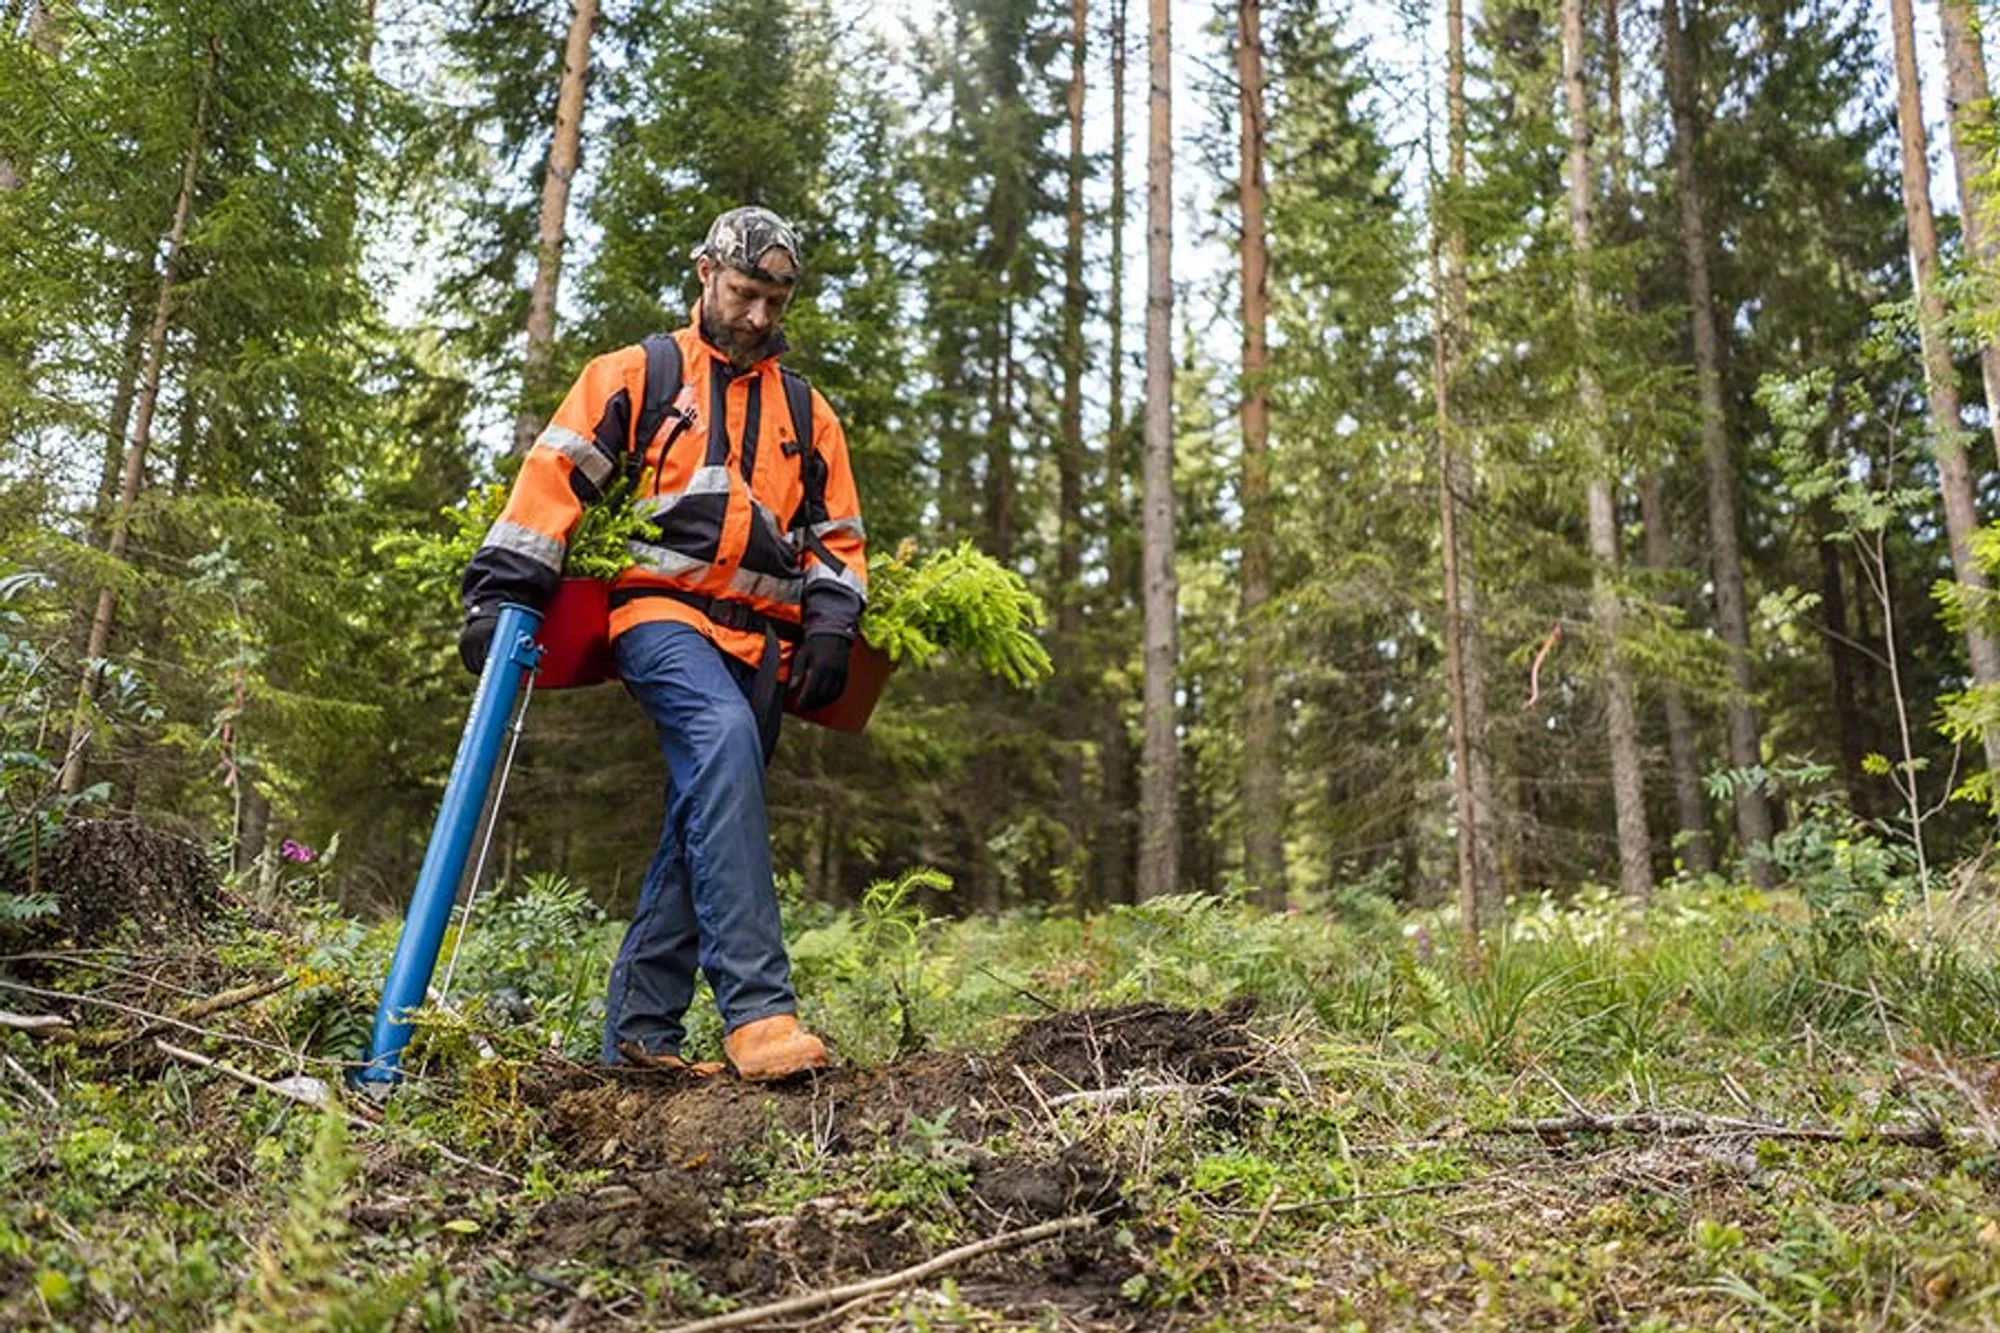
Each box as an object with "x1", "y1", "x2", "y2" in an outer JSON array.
[
  {"x1": 0, "y1": 1010, "x2": 73, "y2": 1034},
  {"x1": 1042, "y1": 1080, "x2": 1284, "y2": 1111},
  {"x1": 660, "y1": 1213, "x2": 1099, "y2": 1333},
  {"x1": 1497, "y1": 1111, "x2": 1945, "y2": 1147},
  {"x1": 3, "y1": 1053, "x2": 59, "y2": 1110}
]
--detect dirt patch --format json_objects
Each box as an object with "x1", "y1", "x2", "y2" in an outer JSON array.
[
  {"x1": 1001, "y1": 997, "x2": 1259, "y2": 1088},
  {"x1": 7, "y1": 819, "x2": 223, "y2": 948},
  {"x1": 518, "y1": 1001, "x2": 1256, "y2": 1318}
]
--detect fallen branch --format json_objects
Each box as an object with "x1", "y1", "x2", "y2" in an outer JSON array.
[
  {"x1": 0, "y1": 978, "x2": 314, "y2": 1065},
  {"x1": 74, "y1": 974, "x2": 296, "y2": 1049},
  {"x1": 0, "y1": 1010, "x2": 74, "y2": 1035},
  {"x1": 153, "y1": 1040, "x2": 522, "y2": 1187},
  {"x1": 1496, "y1": 1111, "x2": 1945, "y2": 1148},
  {"x1": 662, "y1": 1213, "x2": 1099, "y2": 1333},
  {"x1": 3, "y1": 1053, "x2": 59, "y2": 1110}
]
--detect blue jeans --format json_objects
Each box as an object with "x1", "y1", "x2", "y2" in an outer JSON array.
[{"x1": 600, "y1": 620, "x2": 796, "y2": 1061}]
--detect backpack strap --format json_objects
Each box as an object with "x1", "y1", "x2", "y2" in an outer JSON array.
[
  {"x1": 782, "y1": 368, "x2": 850, "y2": 574},
  {"x1": 781, "y1": 368, "x2": 822, "y2": 521},
  {"x1": 626, "y1": 333, "x2": 685, "y2": 492}
]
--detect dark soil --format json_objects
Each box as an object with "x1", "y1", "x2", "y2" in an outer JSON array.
[
  {"x1": 519, "y1": 999, "x2": 1258, "y2": 1325},
  {"x1": 8, "y1": 819, "x2": 222, "y2": 948}
]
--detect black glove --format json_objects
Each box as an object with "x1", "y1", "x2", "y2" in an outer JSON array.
[
  {"x1": 458, "y1": 614, "x2": 498, "y2": 676},
  {"x1": 789, "y1": 633, "x2": 851, "y2": 713}
]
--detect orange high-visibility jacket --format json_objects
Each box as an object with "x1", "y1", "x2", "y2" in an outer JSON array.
[{"x1": 461, "y1": 310, "x2": 867, "y2": 671}]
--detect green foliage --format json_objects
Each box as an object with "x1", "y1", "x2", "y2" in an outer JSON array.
[
  {"x1": 378, "y1": 482, "x2": 653, "y2": 610},
  {"x1": 216, "y1": 1113, "x2": 422, "y2": 1333},
  {"x1": 860, "y1": 540, "x2": 1052, "y2": 686},
  {"x1": 0, "y1": 565, "x2": 140, "y2": 922}
]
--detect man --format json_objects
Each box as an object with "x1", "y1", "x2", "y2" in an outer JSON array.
[{"x1": 457, "y1": 206, "x2": 865, "y2": 1081}]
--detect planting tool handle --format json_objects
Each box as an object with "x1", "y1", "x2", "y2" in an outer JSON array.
[{"x1": 355, "y1": 602, "x2": 543, "y2": 1089}]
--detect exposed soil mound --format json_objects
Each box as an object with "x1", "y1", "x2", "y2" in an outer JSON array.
[
  {"x1": 1001, "y1": 996, "x2": 1258, "y2": 1087},
  {"x1": 519, "y1": 1001, "x2": 1254, "y2": 1321},
  {"x1": 15, "y1": 819, "x2": 222, "y2": 947}
]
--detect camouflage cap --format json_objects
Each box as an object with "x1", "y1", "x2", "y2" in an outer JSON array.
[{"x1": 692, "y1": 206, "x2": 803, "y2": 286}]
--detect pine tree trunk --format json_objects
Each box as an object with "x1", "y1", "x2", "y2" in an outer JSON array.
[
  {"x1": 59, "y1": 43, "x2": 213, "y2": 797},
  {"x1": 1661, "y1": 0, "x2": 1775, "y2": 879},
  {"x1": 513, "y1": 0, "x2": 598, "y2": 456},
  {"x1": 1060, "y1": 0, "x2": 1087, "y2": 644},
  {"x1": 1611, "y1": 0, "x2": 1708, "y2": 873},
  {"x1": 1818, "y1": 523, "x2": 1871, "y2": 816},
  {"x1": 989, "y1": 301, "x2": 1017, "y2": 562},
  {"x1": 1640, "y1": 473, "x2": 1714, "y2": 871},
  {"x1": 1937, "y1": 0, "x2": 2000, "y2": 459},
  {"x1": 1436, "y1": 0, "x2": 1500, "y2": 951},
  {"x1": 1236, "y1": 0, "x2": 1284, "y2": 908},
  {"x1": 1137, "y1": 0, "x2": 1178, "y2": 899},
  {"x1": 1098, "y1": 0, "x2": 1137, "y2": 907},
  {"x1": 1563, "y1": 0, "x2": 1653, "y2": 899},
  {"x1": 1889, "y1": 0, "x2": 2000, "y2": 772}
]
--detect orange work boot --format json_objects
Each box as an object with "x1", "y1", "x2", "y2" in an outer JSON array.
[
  {"x1": 722, "y1": 1014, "x2": 829, "y2": 1081},
  {"x1": 615, "y1": 1042, "x2": 725, "y2": 1076}
]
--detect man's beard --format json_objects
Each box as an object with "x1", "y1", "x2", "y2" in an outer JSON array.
[{"x1": 702, "y1": 295, "x2": 779, "y2": 367}]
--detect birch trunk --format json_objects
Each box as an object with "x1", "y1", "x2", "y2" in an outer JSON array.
[
  {"x1": 1137, "y1": 0, "x2": 1178, "y2": 898},
  {"x1": 1661, "y1": 0, "x2": 1776, "y2": 878},
  {"x1": 1563, "y1": 0, "x2": 1653, "y2": 899},
  {"x1": 513, "y1": 0, "x2": 598, "y2": 456},
  {"x1": 1889, "y1": 0, "x2": 2000, "y2": 772},
  {"x1": 59, "y1": 42, "x2": 213, "y2": 796}
]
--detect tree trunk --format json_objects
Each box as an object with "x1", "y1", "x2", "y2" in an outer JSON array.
[
  {"x1": 513, "y1": 0, "x2": 598, "y2": 456},
  {"x1": 1661, "y1": 0, "x2": 1775, "y2": 879},
  {"x1": 1098, "y1": 0, "x2": 1136, "y2": 907},
  {"x1": 1055, "y1": 0, "x2": 1090, "y2": 895},
  {"x1": 1562, "y1": 0, "x2": 1653, "y2": 899},
  {"x1": 59, "y1": 42, "x2": 213, "y2": 797},
  {"x1": 1890, "y1": 0, "x2": 2000, "y2": 772},
  {"x1": 1137, "y1": 0, "x2": 1178, "y2": 899},
  {"x1": 1060, "y1": 0, "x2": 1087, "y2": 644},
  {"x1": 1936, "y1": 0, "x2": 2000, "y2": 460},
  {"x1": 1612, "y1": 0, "x2": 1708, "y2": 874},
  {"x1": 1818, "y1": 524, "x2": 1871, "y2": 816},
  {"x1": 1436, "y1": 0, "x2": 1501, "y2": 951},
  {"x1": 1640, "y1": 473, "x2": 1714, "y2": 871},
  {"x1": 1236, "y1": 0, "x2": 1284, "y2": 908},
  {"x1": 0, "y1": 3, "x2": 60, "y2": 191}
]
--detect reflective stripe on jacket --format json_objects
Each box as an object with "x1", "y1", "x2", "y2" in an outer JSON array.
[{"x1": 461, "y1": 309, "x2": 868, "y2": 672}]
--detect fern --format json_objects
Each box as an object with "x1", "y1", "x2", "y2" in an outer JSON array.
[{"x1": 213, "y1": 1112, "x2": 419, "y2": 1332}]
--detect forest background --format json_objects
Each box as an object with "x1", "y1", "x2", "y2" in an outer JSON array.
[{"x1": 7, "y1": 0, "x2": 2000, "y2": 929}]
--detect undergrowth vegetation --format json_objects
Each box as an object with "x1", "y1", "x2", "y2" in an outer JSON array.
[{"x1": 7, "y1": 795, "x2": 2000, "y2": 1328}]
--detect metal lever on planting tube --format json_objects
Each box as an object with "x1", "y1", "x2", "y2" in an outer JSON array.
[{"x1": 353, "y1": 602, "x2": 543, "y2": 1091}]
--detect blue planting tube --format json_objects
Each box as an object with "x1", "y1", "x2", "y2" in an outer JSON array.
[{"x1": 354, "y1": 602, "x2": 543, "y2": 1088}]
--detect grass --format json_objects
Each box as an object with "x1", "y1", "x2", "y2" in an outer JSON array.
[{"x1": 6, "y1": 853, "x2": 2000, "y2": 1329}]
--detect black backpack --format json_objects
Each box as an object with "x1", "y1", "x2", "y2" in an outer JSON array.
[{"x1": 626, "y1": 333, "x2": 827, "y2": 535}]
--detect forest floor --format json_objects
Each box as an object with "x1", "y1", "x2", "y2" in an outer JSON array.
[{"x1": 5, "y1": 843, "x2": 2000, "y2": 1329}]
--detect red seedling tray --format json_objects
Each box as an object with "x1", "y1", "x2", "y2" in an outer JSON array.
[
  {"x1": 534, "y1": 578, "x2": 617, "y2": 690},
  {"x1": 792, "y1": 638, "x2": 895, "y2": 734},
  {"x1": 532, "y1": 578, "x2": 893, "y2": 733}
]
